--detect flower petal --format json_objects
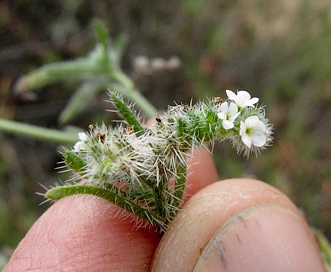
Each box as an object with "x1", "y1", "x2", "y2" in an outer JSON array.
[
  {"x1": 249, "y1": 97, "x2": 259, "y2": 106},
  {"x1": 78, "y1": 132, "x2": 88, "y2": 141},
  {"x1": 251, "y1": 133, "x2": 266, "y2": 147},
  {"x1": 239, "y1": 116, "x2": 267, "y2": 148},
  {"x1": 226, "y1": 90, "x2": 259, "y2": 108},
  {"x1": 217, "y1": 112, "x2": 226, "y2": 120},
  {"x1": 74, "y1": 141, "x2": 85, "y2": 152},
  {"x1": 223, "y1": 120, "x2": 234, "y2": 129},
  {"x1": 226, "y1": 90, "x2": 236, "y2": 100},
  {"x1": 242, "y1": 134, "x2": 252, "y2": 148},
  {"x1": 228, "y1": 102, "x2": 238, "y2": 115},
  {"x1": 220, "y1": 102, "x2": 229, "y2": 113}
]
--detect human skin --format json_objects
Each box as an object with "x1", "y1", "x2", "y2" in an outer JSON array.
[
  {"x1": 152, "y1": 179, "x2": 326, "y2": 271},
  {"x1": 4, "y1": 148, "x2": 326, "y2": 271}
]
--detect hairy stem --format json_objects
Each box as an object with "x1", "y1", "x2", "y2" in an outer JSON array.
[{"x1": 172, "y1": 165, "x2": 187, "y2": 210}]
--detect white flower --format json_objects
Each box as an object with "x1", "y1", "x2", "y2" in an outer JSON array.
[
  {"x1": 226, "y1": 90, "x2": 259, "y2": 108},
  {"x1": 73, "y1": 132, "x2": 88, "y2": 152},
  {"x1": 78, "y1": 132, "x2": 88, "y2": 141},
  {"x1": 240, "y1": 116, "x2": 267, "y2": 148},
  {"x1": 217, "y1": 102, "x2": 239, "y2": 129}
]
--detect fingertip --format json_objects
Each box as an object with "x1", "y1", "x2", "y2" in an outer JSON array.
[
  {"x1": 194, "y1": 204, "x2": 325, "y2": 271},
  {"x1": 152, "y1": 179, "x2": 325, "y2": 271},
  {"x1": 4, "y1": 195, "x2": 161, "y2": 272}
]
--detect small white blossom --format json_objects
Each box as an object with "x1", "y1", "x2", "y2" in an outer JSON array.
[
  {"x1": 217, "y1": 102, "x2": 239, "y2": 129},
  {"x1": 240, "y1": 116, "x2": 267, "y2": 148},
  {"x1": 78, "y1": 132, "x2": 88, "y2": 141},
  {"x1": 226, "y1": 90, "x2": 259, "y2": 108},
  {"x1": 73, "y1": 132, "x2": 88, "y2": 152}
]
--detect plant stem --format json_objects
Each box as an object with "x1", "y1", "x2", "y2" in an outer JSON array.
[
  {"x1": 153, "y1": 176, "x2": 171, "y2": 223},
  {"x1": 0, "y1": 118, "x2": 77, "y2": 144},
  {"x1": 172, "y1": 165, "x2": 187, "y2": 210},
  {"x1": 129, "y1": 90, "x2": 158, "y2": 118},
  {"x1": 111, "y1": 84, "x2": 158, "y2": 119}
]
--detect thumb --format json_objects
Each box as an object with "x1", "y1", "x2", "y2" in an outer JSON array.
[{"x1": 152, "y1": 179, "x2": 326, "y2": 271}]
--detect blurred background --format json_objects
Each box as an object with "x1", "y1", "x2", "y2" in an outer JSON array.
[{"x1": 1, "y1": 0, "x2": 331, "y2": 265}]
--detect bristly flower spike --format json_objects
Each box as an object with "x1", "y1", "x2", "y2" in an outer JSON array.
[{"x1": 45, "y1": 89, "x2": 273, "y2": 232}]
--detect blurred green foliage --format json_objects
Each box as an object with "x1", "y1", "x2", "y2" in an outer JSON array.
[
  {"x1": 0, "y1": 0, "x2": 331, "y2": 267},
  {"x1": 13, "y1": 19, "x2": 157, "y2": 123}
]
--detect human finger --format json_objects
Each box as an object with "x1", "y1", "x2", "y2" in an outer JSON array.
[
  {"x1": 152, "y1": 178, "x2": 326, "y2": 271},
  {"x1": 4, "y1": 195, "x2": 161, "y2": 272},
  {"x1": 185, "y1": 147, "x2": 219, "y2": 199}
]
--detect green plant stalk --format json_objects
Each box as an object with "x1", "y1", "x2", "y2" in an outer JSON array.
[
  {"x1": 110, "y1": 69, "x2": 133, "y2": 89},
  {"x1": 109, "y1": 83, "x2": 158, "y2": 119},
  {"x1": 153, "y1": 176, "x2": 171, "y2": 222},
  {"x1": 172, "y1": 165, "x2": 187, "y2": 210},
  {"x1": 0, "y1": 118, "x2": 77, "y2": 144},
  {"x1": 45, "y1": 184, "x2": 166, "y2": 229}
]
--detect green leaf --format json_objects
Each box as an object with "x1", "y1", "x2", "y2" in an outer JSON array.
[
  {"x1": 14, "y1": 59, "x2": 95, "y2": 94},
  {"x1": 64, "y1": 150, "x2": 87, "y2": 174},
  {"x1": 113, "y1": 35, "x2": 127, "y2": 65},
  {"x1": 110, "y1": 92, "x2": 146, "y2": 137},
  {"x1": 45, "y1": 184, "x2": 166, "y2": 230},
  {"x1": 59, "y1": 81, "x2": 100, "y2": 124},
  {"x1": 93, "y1": 19, "x2": 110, "y2": 66},
  {"x1": 93, "y1": 19, "x2": 110, "y2": 51}
]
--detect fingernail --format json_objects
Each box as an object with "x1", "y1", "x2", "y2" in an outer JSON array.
[{"x1": 194, "y1": 204, "x2": 325, "y2": 272}]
